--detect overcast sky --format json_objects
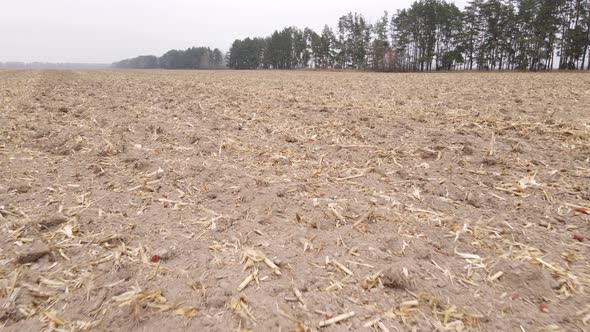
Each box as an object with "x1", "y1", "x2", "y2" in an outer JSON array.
[{"x1": 1, "y1": 0, "x2": 467, "y2": 64}]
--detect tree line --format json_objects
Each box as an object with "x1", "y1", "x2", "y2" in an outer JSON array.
[
  {"x1": 113, "y1": 47, "x2": 224, "y2": 69},
  {"x1": 227, "y1": 0, "x2": 590, "y2": 71}
]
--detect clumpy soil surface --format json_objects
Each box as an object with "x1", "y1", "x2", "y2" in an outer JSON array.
[{"x1": 1, "y1": 69, "x2": 589, "y2": 331}]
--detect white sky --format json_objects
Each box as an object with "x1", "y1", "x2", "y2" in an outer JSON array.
[{"x1": 0, "y1": 0, "x2": 467, "y2": 63}]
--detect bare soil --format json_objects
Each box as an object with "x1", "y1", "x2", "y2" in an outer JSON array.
[{"x1": 1, "y1": 69, "x2": 589, "y2": 331}]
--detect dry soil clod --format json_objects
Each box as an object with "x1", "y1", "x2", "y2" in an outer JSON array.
[{"x1": 16, "y1": 241, "x2": 51, "y2": 264}]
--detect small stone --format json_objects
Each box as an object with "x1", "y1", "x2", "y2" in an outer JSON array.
[
  {"x1": 462, "y1": 144, "x2": 475, "y2": 155},
  {"x1": 382, "y1": 268, "x2": 412, "y2": 289},
  {"x1": 16, "y1": 241, "x2": 50, "y2": 264},
  {"x1": 272, "y1": 156, "x2": 291, "y2": 166},
  {"x1": 207, "y1": 293, "x2": 226, "y2": 308},
  {"x1": 284, "y1": 135, "x2": 298, "y2": 143},
  {"x1": 551, "y1": 278, "x2": 566, "y2": 290},
  {"x1": 471, "y1": 272, "x2": 483, "y2": 282},
  {"x1": 38, "y1": 215, "x2": 68, "y2": 228},
  {"x1": 466, "y1": 194, "x2": 482, "y2": 208},
  {"x1": 9, "y1": 183, "x2": 31, "y2": 194},
  {"x1": 154, "y1": 249, "x2": 171, "y2": 260}
]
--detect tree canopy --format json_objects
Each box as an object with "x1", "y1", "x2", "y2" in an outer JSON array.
[
  {"x1": 227, "y1": 0, "x2": 590, "y2": 71},
  {"x1": 113, "y1": 47, "x2": 224, "y2": 69},
  {"x1": 113, "y1": 0, "x2": 589, "y2": 71}
]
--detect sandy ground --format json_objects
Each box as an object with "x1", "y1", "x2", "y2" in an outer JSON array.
[{"x1": 0, "y1": 69, "x2": 589, "y2": 331}]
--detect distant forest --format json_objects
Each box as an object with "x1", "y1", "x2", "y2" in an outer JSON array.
[
  {"x1": 112, "y1": 0, "x2": 590, "y2": 71},
  {"x1": 113, "y1": 47, "x2": 224, "y2": 69},
  {"x1": 228, "y1": 0, "x2": 590, "y2": 71}
]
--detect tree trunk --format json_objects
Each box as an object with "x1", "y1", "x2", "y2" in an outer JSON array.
[{"x1": 583, "y1": 26, "x2": 590, "y2": 69}]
